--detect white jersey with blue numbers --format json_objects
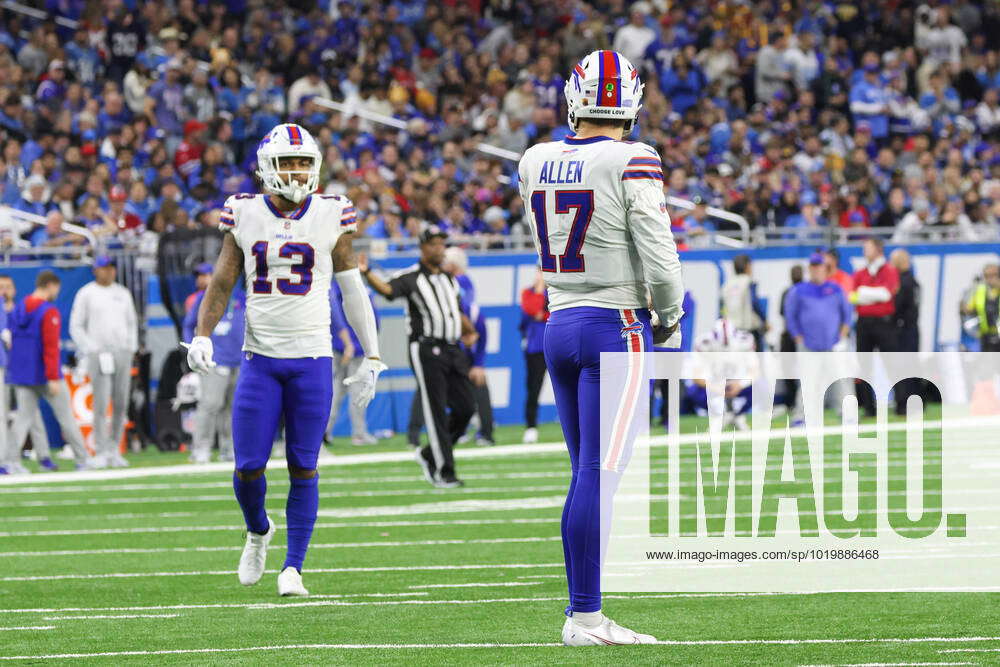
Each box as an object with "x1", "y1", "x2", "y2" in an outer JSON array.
[
  {"x1": 220, "y1": 193, "x2": 358, "y2": 358},
  {"x1": 517, "y1": 135, "x2": 684, "y2": 326}
]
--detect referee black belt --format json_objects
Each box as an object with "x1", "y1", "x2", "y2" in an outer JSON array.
[{"x1": 416, "y1": 336, "x2": 458, "y2": 346}]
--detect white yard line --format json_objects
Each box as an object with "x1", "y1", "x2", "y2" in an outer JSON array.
[
  {"x1": 42, "y1": 614, "x2": 180, "y2": 620},
  {"x1": 407, "y1": 582, "x2": 543, "y2": 589},
  {"x1": 1, "y1": 637, "x2": 998, "y2": 661},
  {"x1": 3, "y1": 595, "x2": 1000, "y2": 616},
  {"x1": 0, "y1": 508, "x2": 565, "y2": 537},
  {"x1": 0, "y1": 535, "x2": 561, "y2": 558},
  {"x1": 4, "y1": 414, "x2": 993, "y2": 487},
  {"x1": 0, "y1": 593, "x2": 787, "y2": 614},
  {"x1": 0, "y1": 563, "x2": 565, "y2": 582},
  {"x1": 0, "y1": 471, "x2": 572, "y2": 495},
  {"x1": 802, "y1": 663, "x2": 973, "y2": 666},
  {"x1": 0, "y1": 442, "x2": 571, "y2": 485},
  {"x1": 939, "y1": 648, "x2": 1000, "y2": 653},
  {"x1": 307, "y1": 593, "x2": 428, "y2": 599},
  {"x1": 0, "y1": 488, "x2": 568, "y2": 509},
  {"x1": 0, "y1": 626, "x2": 55, "y2": 631}
]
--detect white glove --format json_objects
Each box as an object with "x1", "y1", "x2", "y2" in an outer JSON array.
[
  {"x1": 181, "y1": 336, "x2": 216, "y2": 374},
  {"x1": 343, "y1": 357, "x2": 388, "y2": 410},
  {"x1": 831, "y1": 337, "x2": 850, "y2": 352}
]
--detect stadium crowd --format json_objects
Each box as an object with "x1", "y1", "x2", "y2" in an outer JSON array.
[{"x1": 0, "y1": 0, "x2": 998, "y2": 251}]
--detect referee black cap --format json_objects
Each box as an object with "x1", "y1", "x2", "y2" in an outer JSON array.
[{"x1": 419, "y1": 224, "x2": 449, "y2": 245}]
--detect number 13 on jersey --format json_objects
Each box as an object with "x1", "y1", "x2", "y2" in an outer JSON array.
[{"x1": 529, "y1": 189, "x2": 594, "y2": 273}]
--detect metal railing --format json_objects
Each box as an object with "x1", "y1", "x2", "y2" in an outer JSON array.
[
  {"x1": 1, "y1": 0, "x2": 79, "y2": 28},
  {"x1": 314, "y1": 97, "x2": 519, "y2": 179},
  {"x1": 0, "y1": 206, "x2": 97, "y2": 262},
  {"x1": 748, "y1": 224, "x2": 1000, "y2": 247},
  {"x1": 665, "y1": 196, "x2": 751, "y2": 246}
]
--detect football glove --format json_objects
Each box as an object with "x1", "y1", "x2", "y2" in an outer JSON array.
[
  {"x1": 344, "y1": 357, "x2": 388, "y2": 410},
  {"x1": 182, "y1": 336, "x2": 217, "y2": 374},
  {"x1": 650, "y1": 310, "x2": 681, "y2": 347}
]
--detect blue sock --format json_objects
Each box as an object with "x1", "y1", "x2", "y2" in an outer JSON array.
[
  {"x1": 233, "y1": 472, "x2": 269, "y2": 535},
  {"x1": 283, "y1": 475, "x2": 319, "y2": 572}
]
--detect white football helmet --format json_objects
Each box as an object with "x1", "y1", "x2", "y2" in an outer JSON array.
[
  {"x1": 255, "y1": 123, "x2": 322, "y2": 204},
  {"x1": 564, "y1": 50, "x2": 644, "y2": 133}
]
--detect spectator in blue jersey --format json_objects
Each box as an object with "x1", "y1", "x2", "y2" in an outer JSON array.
[
  {"x1": 15, "y1": 175, "x2": 53, "y2": 217},
  {"x1": 145, "y1": 59, "x2": 186, "y2": 143},
  {"x1": 326, "y1": 280, "x2": 380, "y2": 447},
  {"x1": 850, "y1": 63, "x2": 889, "y2": 143},
  {"x1": 660, "y1": 52, "x2": 706, "y2": 116},
  {"x1": 919, "y1": 69, "x2": 961, "y2": 129},
  {"x1": 29, "y1": 211, "x2": 86, "y2": 249},
  {"x1": 784, "y1": 253, "x2": 852, "y2": 353},
  {"x1": 520, "y1": 270, "x2": 548, "y2": 444},
  {"x1": 182, "y1": 267, "x2": 245, "y2": 464},
  {"x1": 35, "y1": 60, "x2": 66, "y2": 112},
  {"x1": 444, "y1": 247, "x2": 492, "y2": 446},
  {"x1": 532, "y1": 55, "x2": 565, "y2": 111}
]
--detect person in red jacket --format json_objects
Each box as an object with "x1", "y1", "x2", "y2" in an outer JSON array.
[
  {"x1": 520, "y1": 270, "x2": 549, "y2": 444},
  {"x1": 174, "y1": 120, "x2": 208, "y2": 178},
  {"x1": 851, "y1": 237, "x2": 899, "y2": 416},
  {"x1": 1, "y1": 271, "x2": 92, "y2": 474}
]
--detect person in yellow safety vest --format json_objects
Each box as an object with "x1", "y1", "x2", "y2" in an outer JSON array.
[{"x1": 963, "y1": 264, "x2": 1000, "y2": 352}]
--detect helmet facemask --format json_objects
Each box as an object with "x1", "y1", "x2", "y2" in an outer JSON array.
[{"x1": 256, "y1": 154, "x2": 320, "y2": 204}]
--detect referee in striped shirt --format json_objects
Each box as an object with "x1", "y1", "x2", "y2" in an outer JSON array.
[{"x1": 358, "y1": 225, "x2": 477, "y2": 488}]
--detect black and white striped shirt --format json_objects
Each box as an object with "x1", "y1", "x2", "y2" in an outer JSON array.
[{"x1": 387, "y1": 263, "x2": 464, "y2": 343}]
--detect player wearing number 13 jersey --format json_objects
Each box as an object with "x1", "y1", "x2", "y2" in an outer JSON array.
[
  {"x1": 517, "y1": 50, "x2": 685, "y2": 646},
  {"x1": 186, "y1": 123, "x2": 385, "y2": 597}
]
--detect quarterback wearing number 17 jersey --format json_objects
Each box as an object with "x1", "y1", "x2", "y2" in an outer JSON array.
[{"x1": 518, "y1": 50, "x2": 684, "y2": 646}]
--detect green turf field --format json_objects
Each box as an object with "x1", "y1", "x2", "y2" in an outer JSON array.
[{"x1": 1, "y1": 417, "x2": 998, "y2": 665}]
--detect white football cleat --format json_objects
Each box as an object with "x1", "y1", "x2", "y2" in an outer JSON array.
[
  {"x1": 189, "y1": 452, "x2": 210, "y2": 465},
  {"x1": 6, "y1": 461, "x2": 31, "y2": 475},
  {"x1": 88, "y1": 454, "x2": 109, "y2": 470},
  {"x1": 277, "y1": 566, "x2": 309, "y2": 596},
  {"x1": 108, "y1": 453, "x2": 130, "y2": 468},
  {"x1": 562, "y1": 614, "x2": 657, "y2": 646},
  {"x1": 733, "y1": 414, "x2": 749, "y2": 432},
  {"x1": 523, "y1": 427, "x2": 539, "y2": 444},
  {"x1": 237, "y1": 517, "x2": 275, "y2": 586}
]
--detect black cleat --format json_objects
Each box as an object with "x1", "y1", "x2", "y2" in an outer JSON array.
[
  {"x1": 415, "y1": 445, "x2": 437, "y2": 485},
  {"x1": 433, "y1": 475, "x2": 464, "y2": 489}
]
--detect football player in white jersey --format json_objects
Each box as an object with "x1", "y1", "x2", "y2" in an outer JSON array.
[
  {"x1": 685, "y1": 318, "x2": 757, "y2": 431},
  {"x1": 518, "y1": 50, "x2": 685, "y2": 646},
  {"x1": 185, "y1": 123, "x2": 386, "y2": 596}
]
